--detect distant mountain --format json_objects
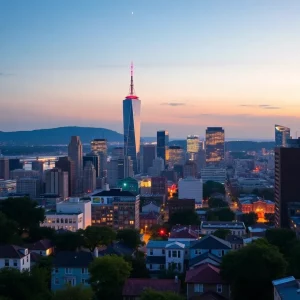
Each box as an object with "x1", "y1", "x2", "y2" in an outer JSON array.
[{"x1": 0, "y1": 126, "x2": 123, "y2": 145}]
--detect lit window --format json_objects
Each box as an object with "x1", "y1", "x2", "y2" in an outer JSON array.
[{"x1": 129, "y1": 220, "x2": 134, "y2": 225}]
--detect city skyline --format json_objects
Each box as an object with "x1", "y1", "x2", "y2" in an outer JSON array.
[{"x1": 1, "y1": 0, "x2": 300, "y2": 138}]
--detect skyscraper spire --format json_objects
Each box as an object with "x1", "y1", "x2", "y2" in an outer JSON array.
[{"x1": 130, "y1": 61, "x2": 135, "y2": 95}]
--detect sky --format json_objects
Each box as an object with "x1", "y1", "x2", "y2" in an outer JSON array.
[{"x1": 1, "y1": 0, "x2": 300, "y2": 139}]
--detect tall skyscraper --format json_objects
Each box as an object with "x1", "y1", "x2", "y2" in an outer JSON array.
[
  {"x1": 275, "y1": 139, "x2": 300, "y2": 228},
  {"x1": 275, "y1": 124, "x2": 291, "y2": 148},
  {"x1": 205, "y1": 127, "x2": 225, "y2": 165},
  {"x1": 112, "y1": 147, "x2": 124, "y2": 158},
  {"x1": 45, "y1": 168, "x2": 69, "y2": 199},
  {"x1": 32, "y1": 159, "x2": 44, "y2": 178},
  {"x1": 187, "y1": 135, "x2": 199, "y2": 161},
  {"x1": 141, "y1": 144, "x2": 156, "y2": 174},
  {"x1": 55, "y1": 157, "x2": 75, "y2": 196},
  {"x1": 91, "y1": 139, "x2": 108, "y2": 177},
  {"x1": 68, "y1": 136, "x2": 83, "y2": 193},
  {"x1": 16, "y1": 178, "x2": 41, "y2": 199},
  {"x1": 167, "y1": 146, "x2": 185, "y2": 169},
  {"x1": 83, "y1": 161, "x2": 96, "y2": 193},
  {"x1": 107, "y1": 157, "x2": 133, "y2": 188},
  {"x1": 8, "y1": 158, "x2": 22, "y2": 172},
  {"x1": 0, "y1": 158, "x2": 9, "y2": 180},
  {"x1": 123, "y1": 63, "x2": 141, "y2": 174},
  {"x1": 157, "y1": 130, "x2": 169, "y2": 164},
  {"x1": 83, "y1": 152, "x2": 100, "y2": 178}
]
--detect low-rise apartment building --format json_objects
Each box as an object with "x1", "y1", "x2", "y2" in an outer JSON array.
[{"x1": 200, "y1": 221, "x2": 246, "y2": 236}]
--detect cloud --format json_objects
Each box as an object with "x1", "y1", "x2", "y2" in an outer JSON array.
[
  {"x1": 239, "y1": 104, "x2": 281, "y2": 110},
  {"x1": 161, "y1": 102, "x2": 186, "y2": 107},
  {"x1": 0, "y1": 72, "x2": 14, "y2": 76}
]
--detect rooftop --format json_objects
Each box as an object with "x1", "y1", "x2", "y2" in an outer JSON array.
[
  {"x1": 53, "y1": 251, "x2": 94, "y2": 268},
  {"x1": 0, "y1": 245, "x2": 28, "y2": 259},
  {"x1": 26, "y1": 239, "x2": 54, "y2": 251},
  {"x1": 190, "y1": 235, "x2": 231, "y2": 250},
  {"x1": 201, "y1": 221, "x2": 245, "y2": 229},
  {"x1": 45, "y1": 211, "x2": 82, "y2": 216},
  {"x1": 185, "y1": 263, "x2": 224, "y2": 283},
  {"x1": 189, "y1": 252, "x2": 222, "y2": 268},
  {"x1": 122, "y1": 278, "x2": 180, "y2": 296},
  {"x1": 272, "y1": 276, "x2": 300, "y2": 300},
  {"x1": 92, "y1": 189, "x2": 137, "y2": 197},
  {"x1": 147, "y1": 240, "x2": 191, "y2": 249}
]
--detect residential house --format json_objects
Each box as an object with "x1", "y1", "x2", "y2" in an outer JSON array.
[
  {"x1": 272, "y1": 276, "x2": 300, "y2": 300},
  {"x1": 225, "y1": 235, "x2": 244, "y2": 250},
  {"x1": 200, "y1": 221, "x2": 246, "y2": 236},
  {"x1": 185, "y1": 263, "x2": 230, "y2": 299},
  {"x1": 51, "y1": 251, "x2": 94, "y2": 291},
  {"x1": 146, "y1": 240, "x2": 191, "y2": 275},
  {"x1": 0, "y1": 245, "x2": 31, "y2": 272},
  {"x1": 97, "y1": 242, "x2": 135, "y2": 257},
  {"x1": 27, "y1": 239, "x2": 54, "y2": 256},
  {"x1": 140, "y1": 211, "x2": 160, "y2": 232},
  {"x1": 168, "y1": 225, "x2": 200, "y2": 241},
  {"x1": 189, "y1": 252, "x2": 222, "y2": 269},
  {"x1": 248, "y1": 224, "x2": 268, "y2": 237},
  {"x1": 122, "y1": 278, "x2": 181, "y2": 300},
  {"x1": 189, "y1": 235, "x2": 231, "y2": 261}
]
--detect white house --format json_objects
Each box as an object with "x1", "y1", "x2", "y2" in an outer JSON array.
[
  {"x1": 41, "y1": 212, "x2": 84, "y2": 231},
  {"x1": 0, "y1": 245, "x2": 31, "y2": 272}
]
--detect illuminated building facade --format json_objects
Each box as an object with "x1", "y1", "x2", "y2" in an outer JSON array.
[
  {"x1": 91, "y1": 139, "x2": 107, "y2": 177},
  {"x1": 123, "y1": 63, "x2": 141, "y2": 174},
  {"x1": 140, "y1": 177, "x2": 152, "y2": 195},
  {"x1": 157, "y1": 130, "x2": 169, "y2": 165},
  {"x1": 83, "y1": 161, "x2": 96, "y2": 193},
  {"x1": 187, "y1": 135, "x2": 199, "y2": 160},
  {"x1": 205, "y1": 127, "x2": 225, "y2": 165},
  {"x1": 275, "y1": 124, "x2": 290, "y2": 148},
  {"x1": 167, "y1": 146, "x2": 185, "y2": 169}
]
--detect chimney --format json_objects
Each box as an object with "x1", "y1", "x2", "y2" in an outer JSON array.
[
  {"x1": 175, "y1": 275, "x2": 178, "y2": 283},
  {"x1": 94, "y1": 247, "x2": 98, "y2": 258}
]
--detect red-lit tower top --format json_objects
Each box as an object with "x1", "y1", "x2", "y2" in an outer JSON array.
[{"x1": 126, "y1": 62, "x2": 139, "y2": 100}]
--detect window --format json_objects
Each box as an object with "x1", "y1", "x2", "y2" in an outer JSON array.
[
  {"x1": 178, "y1": 251, "x2": 181, "y2": 258},
  {"x1": 162, "y1": 249, "x2": 165, "y2": 255},
  {"x1": 194, "y1": 284, "x2": 203, "y2": 293},
  {"x1": 217, "y1": 284, "x2": 222, "y2": 293},
  {"x1": 129, "y1": 220, "x2": 134, "y2": 225},
  {"x1": 26, "y1": 256, "x2": 28, "y2": 262},
  {"x1": 55, "y1": 268, "x2": 58, "y2": 273},
  {"x1": 61, "y1": 218, "x2": 64, "y2": 223},
  {"x1": 172, "y1": 251, "x2": 177, "y2": 258},
  {"x1": 40, "y1": 251, "x2": 43, "y2": 255},
  {"x1": 168, "y1": 250, "x2": 171, "y2": 257},
  {"x1": 65, "y1": 268, "x2": 72, "y2": 274},
  {"x1": 194, "y1": 250, "x2": 199, "y2": 255},
  {"x1": 149, "y1": 249, "x2": 153, "y2": 255},
  {"x1": 81, "y1": 268, "x2": 88, "y2": 274},
  {"x1": 22, "y1": 259, "x2": 24, "y2": 265},
  {"x1": 5, "y1": 259, "x2": 9, "y2": 267},
  {"x1": 13, "y1": 260, "x2": 17, "y2": 267},
  {"x1": 81, "y1": 278, "x2": 88, "y2": 285},
  {"x1": 55, "y1": 278, "x2": 59, "y2": 285},
  {"x1": 149, "y1": 264, "x2": 152, "y2": 270}
]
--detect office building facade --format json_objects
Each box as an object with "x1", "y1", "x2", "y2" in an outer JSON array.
[
  {"x1": 275, "y1": 124, "x2": 290, "y2": 148},
  {"x1": 178, "y1": 177, "x2": 203, "y2": 207},
  {"x1": 16, "y1": 178, "x2": 41, "y2": 199},
  {"x1": 157, "y1": 130, "x2": 169, "y2": 164},
  {"x1": 107, "y1": 157, "x2": 133, "y2": 188},
  {"x1": 83, "y1": 161, "x2": 96, "y2": 193},
  {"x1": 123, "y1": 63, "x2": 141, "y2": 174},
  {"x1": 55, "y1": 157, "x2": 76, "y2": 196},
  {"x1": 45, "y1": 168, "x2": 69, "y2": 199},
  {"x1": 0, "y1": 157, "x2": 9, "y2": 180},
  {"x1": 167, "y1": 146, "x2": 185, "y2": 169},
  {"x1": 275, "y1": 142, "x2": 300, "y2": 228},
  {"x1": 187, "y1": 135, "x2": 199, "y2": 160},
  {"x1": 205, "y1": 127, "x2": 225, "y2": 165},
  {"x1": 91, "y1": 139, "x2": 107, "y2": 177},
  {"x1": 141, "y1": 144, "x2": 156, "y2": 174},
  {"x1": 83, "y1": 152, "x2": 100, "y2": 178},
  {"x1": 8, "y1": 158, "x2": 23, "y2": 172}
]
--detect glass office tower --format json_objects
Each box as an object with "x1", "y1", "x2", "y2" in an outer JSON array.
[
  {"x1": 157, "y1": 130, "x2": 169, "y2": 165},
  {"x1": 275, "y1": 124, "x2": 290, "y2": 148},
  {"x1": 205, "y1": 127, "x2": 225, "y2": 165}
]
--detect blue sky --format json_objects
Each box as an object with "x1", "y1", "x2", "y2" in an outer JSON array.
[{"x1": 1, "y1": 0, "x2": 300, "y2": 138}]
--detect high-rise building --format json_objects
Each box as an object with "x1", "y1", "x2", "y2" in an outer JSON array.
[
  {"x1": 112, "y1": 147, "x2": 124, "y2": 158},
  {"x1": 117, "y1": 177, "x2": 139, "y2": 195},
  {"x1": 178, "y1": 177, "x2": 203, "y2": 207},
  {"x1": 157, "y1": 130, "x2": 169, "y2": 165},
  {"x1": 68, "y1": 136, "x2": 83, "y2": 193},
  {"x1": 275, "y1": 139, "x2": 300, "y2": 228},
  {"x1": 91, "y1": 139, "x2": 108, "y2": 177},
  {"x1": 16, "y1": 178, "x2": 41, "y2": 199},
  {"x1": 201, "y1": 166, "x2": 226, "y2": 184},
  {"x1": 167, "y1": 146, "x2": 185, "y2": 169},
  {"x1": 123, "y1": 63, "x2": 141, "y2": 174},
  {"x1": 183, "y1": 160, "x2": 198, "y2": 178},
  {"x1": 8, "y1": 158, "x2": 22, "y2": 172},
  {"x1": 141, "y1": 144, "x2": 156, "y2": 174},
  {"x1": 107, "y1": 157, "x2": 133, "y2": 187},
  {"x1": 151, "y1": 177, "x2": 168, "y2": 196},
  {"x1": 275, "y1": 124, "x2": 291, "y2": 148},
  {"x1": 205, "y1": 127, "x2": 225, "y2": 165},
  {"x1": 31, "y1": 160, "x2": 44, "y2": 178},
  {"x1": 83, "y1": 152, "x2": 100, "y2": 178},
  {"x1": 55, "y1": 157, "x2": 76, "y2": 196},
  {"x1": 148, "y1": 157, "x2": 165, "y2": 177},
  {"x1": 10, "y1": 169, "x2": 39, "y2": 180},
  {"x1": 45, "y1": 168, "x2": 69, "y2": 199},
  {"x1": 187, "y1": 135, "x2": 199, "y2": 160},
  {"x1": 83, "y1": 161, "x2": 96, "y2": 193},
  {"x1": 0, "y1": 158, "x2": 9, "y2": 180}
]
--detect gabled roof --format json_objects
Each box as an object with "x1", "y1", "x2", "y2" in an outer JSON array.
[
  {"x1": 122, "y1": 278, "x2": 180, "y2": 296},
  {"x1": 27, "y1": 239, "x2": 54, "y2": 251},
  {"x1": 147, "y1": 240, "x2": 191, "y2": 249},
  {"x1": 225, "y1": 234, "x2": 244, "y2": 244},
  {"x1": 190, "y1": 235, "x2": 231, "y2": 250},
  {"x1": 169, "y1": 225, "x2": 199, "y2": 239},
  {"x1": 0, "y1": 245, "x2": 28, "y2": 259},
  {"x1": 98, "y1": 242, "x2": 134, "y2": 257},
  {"x1": 53, "y1": 251, "x2": 94, "y2": 268},
  {"x1": 185, "y1": 263, "x2": 224, "y2": 284},
  {"x1": 189, "y1": 252, "x2": 222, "y2": 267},
  {"x1": 165, "y1": 242, "x2": 186, "y2": 249}
]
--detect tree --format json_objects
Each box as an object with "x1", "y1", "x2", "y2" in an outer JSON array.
[
  {"x1": 213, "y1": 229, "x2": 231, "y2": 240},
  {"x1": 55, "y1": 231, "x2": 84, "y2": 251},
  {"x1": 264, "y1": 213, "x2": 275, "y2": 225},
  {"x1": 265, "y1": 228, "x2": 297, "y2": 257},
  {"x1": 169, "y1": 210, "x2": 200, "y2": 226},
  {"x1": 203, "y1": 181, "x2": 225, "y2": 199},
  {"x1": 287, "y1": 241, "x2": 300, "y2": 278},
  {"x1": 27, "y1": 226, "x2": 56, "y2": 243},
  {"x1": 0, "y1": 212, "x2": 20, "y2": 244},
  {"x1": 53, "y1": 285, "x2": 94, "y2": 300},
  {"x1": 0, "y1": 197, "x2": 45, "y2": 233},
  {"x1": 207, "y1": 208, "x2": 235, "y2": 222},
  {"x1": 124, "y1": 255, "x2": 150, "y2": 278},
  {"x1": 208, "y1": 198, "x2": 228, "y2": 208},
  {"x1": 83, "y1": 226, "x2": 116, "y2": 251},
  {"x1": 33, "y1": 255, "x2": 53, "y2": 288},
  {"x1": 241, "y1": 212, "x2": 258, "y2": 227},
  {"x1": 0, "y1": 267, "x2": 51, "y2": 300},
  {"x1": 148, "y1": 224, "x2": 170, "y2": 240},
  {"x1": 221, "y1": 239, "x2": 287, "y2": 300},
  {"x1": 89, "y1": 255, "x2": 131, "y2": 300},
  {"x1": 141, "y1": 289, "x2": 184, "y2": 300},
  {"x1": 117, "y1": 228, "x2": 142, "y2": 249}
]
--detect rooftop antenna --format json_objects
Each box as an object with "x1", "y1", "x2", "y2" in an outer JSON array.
[{"x1": 129, "y1": 61, "x2": 135, "y2": 95}]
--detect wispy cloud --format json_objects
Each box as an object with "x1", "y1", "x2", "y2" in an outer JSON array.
[
  {"x1": 239, "y1": 104, "x2": 281, "y2": 110},
  {"x1": 0, "y1": 72, "x2": 14, "y2": 76},
  {"x1": 161, "y1": 102, "x2": 186, "y2": 107}
]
